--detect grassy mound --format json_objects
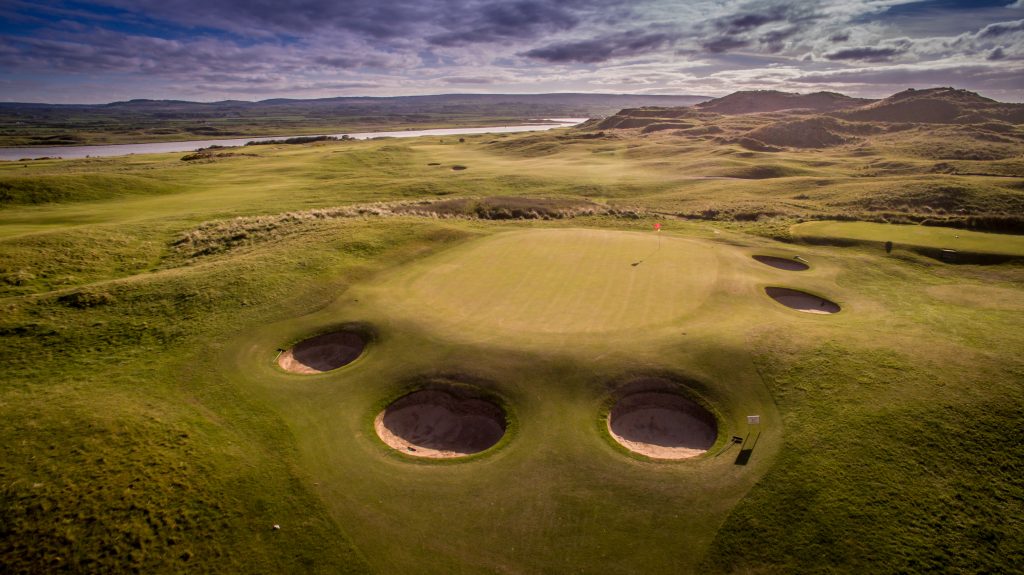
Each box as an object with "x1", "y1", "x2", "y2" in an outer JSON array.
[
  {"x1": 0, "y1": 174, "x2": 176, "y2": 206},
  {"x1": 745, "y1": 117, "x2": 851, "y2": 148}
]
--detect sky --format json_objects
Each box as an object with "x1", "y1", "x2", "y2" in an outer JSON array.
[{"x1": 1, "y1": 0, "x2": 1023, "y2": 104}]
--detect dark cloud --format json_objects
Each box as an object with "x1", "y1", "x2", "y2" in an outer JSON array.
[
  {"x1": 0, "y1": 26, "x2": 398, "y2": 78},
  {"x1": 702, "y1": 37, "x2": 750, "y2": 54},
  {"x1": 824, "y1": 47, "x2": 903, "y2": 62},
  {"x1": 976, "y1": 19, "x2": 1024, "y2": 38},
  {"x1": 522, "y1": 29, "x2": 676, "y2": 63},
  {"x1": 3, "y1": 0, "x2": 1024, "y2": 102},
  {"x1": 428, "y1": 1, "x2": 580, "y2": 46},
  {"x1": 95, "y1": 0, "x2": 431, "y2": 38},
  {"x1": 760, "y1": 27, "x2": 800, "y2": 53},
  {"x1": 824, "y1": 40, "x2": 913, "y2": 62},
  {"x1": 716, "y1": 12, "x2": 787, "y2": 34},
  {"x1": 701, "y1": 4, "x2": 822, "y2": 55}
]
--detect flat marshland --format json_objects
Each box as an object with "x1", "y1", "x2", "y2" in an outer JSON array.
[{"x1": 2, "y1": 101, "x2": 1023, "y2": 573}]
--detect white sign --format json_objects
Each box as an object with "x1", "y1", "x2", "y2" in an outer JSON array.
[{"x1": 747, "y1": 415, "x2": 761, "y2": 425}]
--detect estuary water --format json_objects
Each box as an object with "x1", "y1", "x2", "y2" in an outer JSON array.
[{"x1": 0, "y1": 118, "x2": 587, "y2": 161}]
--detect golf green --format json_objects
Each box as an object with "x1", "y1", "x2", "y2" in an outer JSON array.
[{"x1": 371, "y1": 228, "x2": 719, "y2": 336}]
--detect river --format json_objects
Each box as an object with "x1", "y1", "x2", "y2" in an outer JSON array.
[{"x1": 0, "y1": 118, "x2": 587, "y2": 161}]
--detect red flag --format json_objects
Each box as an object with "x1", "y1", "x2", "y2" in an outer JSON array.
[{"x1": 653, "y1": 223, "x2": 662, "y2": 231}]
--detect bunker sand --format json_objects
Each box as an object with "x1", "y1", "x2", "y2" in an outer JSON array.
[
  {"x1": 375, "y1": 390, "x2": 505, "y2": 458},
  {"x1": 609, "y1": 392, "x2": 717, "y2": 459},
  {"x1": 765, "y1": 287, "x2": 840, "y2": 314},
  {"x1": 278, "y1": 331, "x2": 366, "y2": 373},
  {"x1": 753, "y1": 255, "x2": 809, "y2": 271}
]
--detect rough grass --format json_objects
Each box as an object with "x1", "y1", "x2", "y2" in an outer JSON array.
[
  {"x1": 169, "y1": 197, "x2": 637, "y2": 259},
  {"x1": 0, "y1": 174, "x2": 176, "y2": 206},
  {"x1": 706, "y1": 338, "x2": 1024, "y2": 574},
  {"x1": 1, "y1": 123, "x2": 1022, "y2": 574},
  {"x1": 792, "y1": 220, "x2": 1024, "y2": 256}
]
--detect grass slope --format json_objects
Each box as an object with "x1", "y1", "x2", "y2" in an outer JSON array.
[
  {"x1": 1, "y1": 126, "x2": 1022, "y2": 573},
  {"x1": 792, "y1": 220, "x2": 1024, "y2": 256}
]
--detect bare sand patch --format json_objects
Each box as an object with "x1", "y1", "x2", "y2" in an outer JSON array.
[
  {"x1": 375, "y1": 390, "x2": 506, "y2": 458},
  {"x1": 608, "y1": 392, "x2": 717, "y2": 459},
  {"x1": 765, "y1": 287, "x2": 840, "y2": 314},
  {"x1": 278, "y1": 331, "x2": 366, "y2": 374},
  {"x1": 753, "y1": 255, "x2": 809, "y2": 271}
]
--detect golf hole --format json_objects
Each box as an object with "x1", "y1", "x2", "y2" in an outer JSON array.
[
  {"x1": 608, "y1": 392, "x2": 717, "y2": 460},
  {"x1": 765, "y1": 287, "x2": 840, "y2": 314},
  {"x1": 277, "y1": 330, "x2": 367, "y2": 374},
  {"x1": 375, "y1": 390, "x2": 506, "y2": 458},
  {"x1": 753, "y1": 255, "x2": 809, "y2": 271}
]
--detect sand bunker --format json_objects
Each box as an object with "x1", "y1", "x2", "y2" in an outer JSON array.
[
  {"x1": 608, "y1": 392, "x2": 717, "y2": 459},
  {"x1": 277, "y1": 331, "x2": 366, "y2": 374},
  {"x1": 753, "y1": 255, "x2": 809, "y2": 271},
  {"x1": 375, "y1": 390, "x2": 506, "y2": 458},
  {"x1": 765, "y1": 287, "x2": 840, "y2": 314}
]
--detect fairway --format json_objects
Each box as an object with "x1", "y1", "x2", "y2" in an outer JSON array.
[
  {"x1": 3, "y1": 87, "x2": 1024, "y2": 574},
  {"x1": 375, "y1": 229, "x2": 719, "y2": 335},
  {"x1": 792, "y1": 220, "x2": 1024, "y2": 256}
]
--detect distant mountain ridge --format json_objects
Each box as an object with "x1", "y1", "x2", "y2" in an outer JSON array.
[
  {"x1": 0, "y1": 93, "x2": 711, "y2": 112},
  {"x1": 833, "y1": 87, "x2": 1024, "y2": 124},
  {"x1": 0, "y1": 92, "x2": 712, "y2": 146},
  {"x1": 586, "y1": 86, "x2": 1024, "y2": 152}
]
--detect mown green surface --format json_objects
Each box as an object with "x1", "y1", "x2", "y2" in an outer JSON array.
[{"x1": 1, "y1": 127, "x2": 1022, "y2": 574}]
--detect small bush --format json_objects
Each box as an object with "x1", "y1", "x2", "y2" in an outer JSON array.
[
  {"x1": 2, "y1": 270, "x2": 35, "y2": 286},
  {"x1": 58, "y1": 290, "x2": 115, "y2": 309}
]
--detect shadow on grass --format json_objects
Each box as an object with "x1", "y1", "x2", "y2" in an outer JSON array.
[
  {"x1": 631, "y1": 243, "x2": 662, "y2": 267},
  {"x1": 734, "y1": 432, "x2": 761, "y2": 466}
]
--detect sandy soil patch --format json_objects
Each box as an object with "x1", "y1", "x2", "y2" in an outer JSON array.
[
  {"x1": 765, "y1": 287, "x2": 840, "y2": 314},
  {"x1": 608, "y1": 392, "x2": 717, "y2": 459},
  {"x1": 278, "y1": 331, "x2": 366, "y2": 374},
  {"x1": 753, "y1": 255, "x2": 809, "y2": 271},
  {"x1": 375, "y1": 390, "x2": 506, "y2": 458}
]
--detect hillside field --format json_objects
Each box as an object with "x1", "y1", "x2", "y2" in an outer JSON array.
[{"x1": 1, "y1": 119, "x2": 1023, "y2": 574}]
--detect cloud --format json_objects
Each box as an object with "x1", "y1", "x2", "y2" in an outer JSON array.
[
  {"x1": 794, "y1": 62, "x2": 1024, "y2": 92},
  {"x1": 696, "y1": 3, "x2": 823, "y2": 55},
  {"x1": 440, "y1": 75, "x2": 499, "y2": 84},
  {"x1": 3, "y1": 0, "x2": 1024, "y2": 102},
  {"x1": 428, "y1": 1, "x2": 580, "y2": 46},
  {"x1": 522, "y1": 29, "x2": 677, "y2": 63},
  {"x1": 824, "y1": 39, "x2": 913, "y2": 62},
  {"x1": 976, "y1": 18, "x2": 1024, "y2": 38},
  {"x1": 760, "y1": 26, "x2": 801, "y2": 52},
  {"x1": 716, "y1": 11, "x2": 788, "y2": 34},
  {"x1": 701, "y1": 37, "x2": 750, "y2": 53},
  {"x1": 987, "y1": 46, "x2": 1007, "y2": 59}
]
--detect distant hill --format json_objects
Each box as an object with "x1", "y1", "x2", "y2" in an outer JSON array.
[
  {"x1": 0, "y1": 93, "x2": 711, "y2": 146},
  {"x1": 833, "y1": 87, "x2": 1024, "y2": 124},
  {"x1": 0, "y1": 93, "x2": 711, "y2": 118},
  {"x1": 592, "y1": 107, "x2": 709, "y2": 131},
  {"x1": 693, "y1": 90, "x2": 873, "y2": 114}
]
